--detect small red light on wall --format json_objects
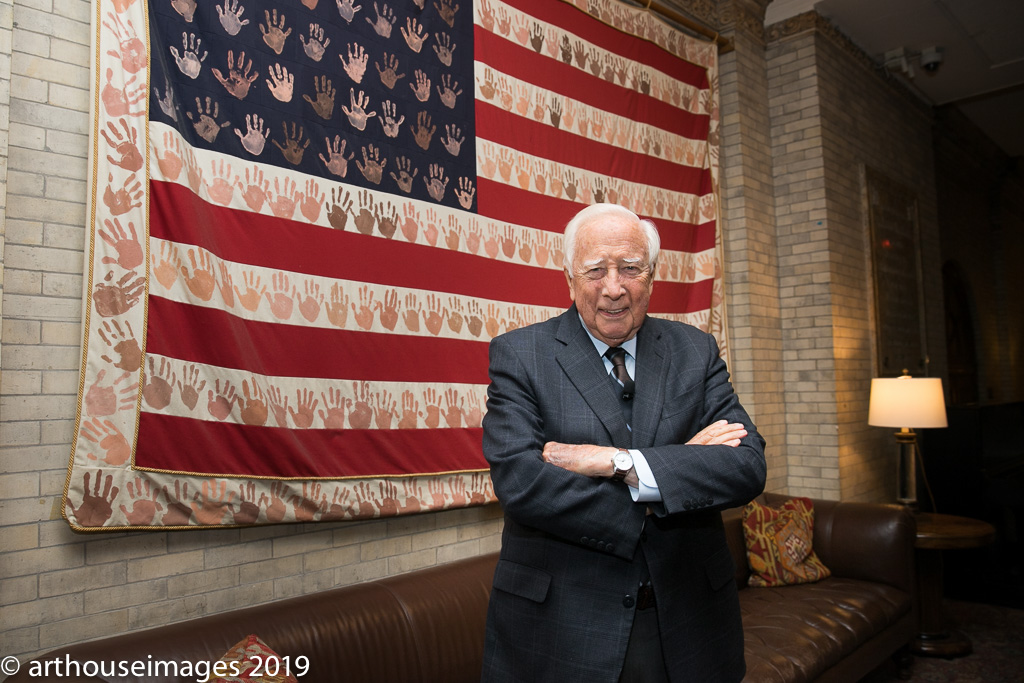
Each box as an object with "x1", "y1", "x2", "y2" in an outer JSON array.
[{"x1": 881, "y1": 238, "x2": 892, "y2": 249}]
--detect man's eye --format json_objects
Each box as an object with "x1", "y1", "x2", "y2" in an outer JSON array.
[{"x1": 586, "y1": 268, "x2": 606, "y2": 280}]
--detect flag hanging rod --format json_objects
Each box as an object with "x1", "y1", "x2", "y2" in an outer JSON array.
[{"x1": 645, "y1": 0, "x2": 735, "y2": 53}]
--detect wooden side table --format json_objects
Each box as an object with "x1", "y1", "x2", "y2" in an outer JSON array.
[{"x1": 913, "y1": 512, "x2": 996, "y2": 657}]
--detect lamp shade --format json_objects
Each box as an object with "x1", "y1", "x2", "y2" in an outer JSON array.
[{"x1": 868, "y1": 376, "x2": 948, "y2": 429}]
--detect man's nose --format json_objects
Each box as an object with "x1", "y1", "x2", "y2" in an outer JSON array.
[{"x1": 601, "y1": 270, "x2": 625, "y2": 297}]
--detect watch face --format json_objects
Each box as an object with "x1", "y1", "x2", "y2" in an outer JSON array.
[{"x1": 614, "y1": 451, "x2": 632, "y2": 471}]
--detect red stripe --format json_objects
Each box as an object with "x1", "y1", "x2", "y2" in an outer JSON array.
[
  {"x1": 475, "y1": 178, "x2": 717, "y2": 254},
  {"x1": 648, "y1": 278, "x2": 713, "y2": 315},
  {"x1": 475, "y1": 27, "x2": 709, "y2": 141},
  {"x1": 475, "y1": 176, "x2": 582, "y2": 232},
  {"x1": 476, "y1": 102, "x2": 708, "y2": 193},
  {"x1": 136, "y1": 413, "x2": 487, "y2": 477},
  {"x1": 499, "y1": 0, "x2": 709, "y2": 89},
  {"x1": 146, "y1": 297, "x2": 495, "y2": 382},
  {"x1": 150, "y1": 181, "x2": 568, "y2": 307}
]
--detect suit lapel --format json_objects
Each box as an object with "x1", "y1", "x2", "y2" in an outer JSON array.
[
  {"x1": 555, "y1": 308, "x2": 632, "y2": 446},
  {"x1": 631, "y1": 320, "x2": 669, "y2": 448}
]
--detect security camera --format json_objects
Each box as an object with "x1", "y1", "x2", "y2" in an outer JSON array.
[{"x1": 921, "y1": 46, "x2": 943, "y2": 73}]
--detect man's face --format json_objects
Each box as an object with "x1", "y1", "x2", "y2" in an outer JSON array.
[{"x1": 565, "y1": 215, "x2": 653, "y2": 347}]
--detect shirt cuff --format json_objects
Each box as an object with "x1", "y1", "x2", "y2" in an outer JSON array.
[{"x1": 627, "y1": 449, "x2": 661, "y2": 503}]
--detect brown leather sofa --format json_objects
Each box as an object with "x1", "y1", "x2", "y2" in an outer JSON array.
[
  {"x1": 10, "y1": 494, "x2": 915, "y2": 683},
  {"x1": 731, "y1": 493, "x2": 917, "y2": 682}
]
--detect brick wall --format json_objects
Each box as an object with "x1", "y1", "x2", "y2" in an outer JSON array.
[
  {"x1": 0, "y1": 0, "x2": 12, "y2": 370},
  {"x1": 0, "y1": 0, "x2": 502, "y2": 665},
  {"x1": 718, "y1": 0, "x2": 788, "y2": 495},
  {"x1": 719, "y1": 5, "x2": 948, "y2": 503},
  {"x1": 763, "y1": 17, "x2": 946, "y2": 501},
  {"x1": 765, "y1": 30, "x2": 840, "y2": 499}
]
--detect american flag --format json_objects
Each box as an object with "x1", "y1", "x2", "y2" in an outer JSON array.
[{"x1": 66, "y1": 0, "x2": 722, "y2": 528}]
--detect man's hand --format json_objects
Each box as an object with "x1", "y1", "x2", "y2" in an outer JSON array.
[
  {"x1": 687, "y1": 420, "x2": 747, "y2": 447},
  {"x1": 542, "y1": 442, "x2": 616, "y2": 477}
]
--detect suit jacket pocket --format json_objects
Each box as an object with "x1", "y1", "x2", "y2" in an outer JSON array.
[
  {"x1": 492, "y1": 559, "x2": 552, "y2": 603},
  {"x1": 704, "y1": 546, "x2": 737, "y2": 591}
]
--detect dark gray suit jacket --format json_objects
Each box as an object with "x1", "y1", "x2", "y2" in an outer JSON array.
[{"x1": 481, "y1": 306, "x2": 766, "y2": 682}]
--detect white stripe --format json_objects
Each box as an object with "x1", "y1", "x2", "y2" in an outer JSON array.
[
  {"x1": 140, "y1": 354, "x2": 489, "y2": 430},
  {"x1": 149, "y1": 237, "x2": 567, "y2": 338}
]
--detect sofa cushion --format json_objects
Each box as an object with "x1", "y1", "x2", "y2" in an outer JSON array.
[
  {"x1": 210, "y1": 634, "x2": 299, "y2": 683},
  {"x1": 740, "y1": 577, "x2": 913, "y2": 682},
  {"x1": 743, "y1": 497, "x2": 831, "y2": 587}
]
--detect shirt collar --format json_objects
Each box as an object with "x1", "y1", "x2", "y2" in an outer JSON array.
[{"x1": 578, "y1": 314, "x2": 638, "y2": 360}]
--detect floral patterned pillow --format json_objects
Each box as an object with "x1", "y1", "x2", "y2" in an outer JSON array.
[
  {"x1": 209, "y1": 634, "x2": 299, "y2": 683},
  {"x1": 742, "y1": 497, "x2": 831, "y2": 587}
]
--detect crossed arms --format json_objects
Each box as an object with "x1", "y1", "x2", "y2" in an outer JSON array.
[{"x1": 541, "y1": 419, "x2": 748, "y2": 488}]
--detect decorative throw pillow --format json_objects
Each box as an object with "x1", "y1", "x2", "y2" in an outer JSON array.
[
  {"x1": 209, "y1": 634, "x2": 299, "y2": 683},
  {"x1": 742, "y1": 497, "x2": 831, "y2": 587}
]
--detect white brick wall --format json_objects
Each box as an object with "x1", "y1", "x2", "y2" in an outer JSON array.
[
  {"x1": 764, "y1": 24, "x2": 946, "y2": 501},
  {"x1": 718, "y1": 6, "x2": 789, "y2": 496},
  {"x1": 1, "y1": 0, "x2": 13, "y2": 374}
]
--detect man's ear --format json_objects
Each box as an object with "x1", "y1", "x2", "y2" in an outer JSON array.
[{"x1": 564, "y1": 268, "x2": 575, "y2": 301}]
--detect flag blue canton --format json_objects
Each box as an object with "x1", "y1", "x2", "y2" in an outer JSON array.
[{"x1": 148, "y1": 0, "x2": 477, "y2": 212}]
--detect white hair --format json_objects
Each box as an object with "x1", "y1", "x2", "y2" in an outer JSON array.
[{"x1": 562, "y1": 203, "x2": 660, "y2": 277}]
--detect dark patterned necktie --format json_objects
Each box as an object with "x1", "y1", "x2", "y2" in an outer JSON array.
[{"x1": 604, "y1": 347, "x2": 635, "y2": 400}]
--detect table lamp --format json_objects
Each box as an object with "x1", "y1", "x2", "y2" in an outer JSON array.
[{"x1": 868, "y1": 373, "x2": 948, "y2": 508}]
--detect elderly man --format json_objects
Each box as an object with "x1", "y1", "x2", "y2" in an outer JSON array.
[{"x1": 481, "y1": 203, "x2": 766, "y2": 682}]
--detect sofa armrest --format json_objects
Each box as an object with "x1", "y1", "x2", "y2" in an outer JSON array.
[{"x1": 764, "y1": 493, "x2": 917, "y2": 594}]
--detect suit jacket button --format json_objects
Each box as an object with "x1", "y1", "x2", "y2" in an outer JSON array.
[
  {"x1": 623, "y1": 596, "x2": 635, "y2": 608},
  {"x1": 581, "y1": 536, "x2": 589, "y2": 545},
  {"x1": 607, "y1": 544, "x2": 614, "y2": 553}
]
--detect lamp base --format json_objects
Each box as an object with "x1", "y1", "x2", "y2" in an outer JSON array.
[{"x1": 894, "y1": 430, "x2": 918, "y2": 508}]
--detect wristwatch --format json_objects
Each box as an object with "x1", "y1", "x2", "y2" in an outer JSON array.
[{"x1": 611, "y1": 450, "x2": 633, "y2": 481}]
